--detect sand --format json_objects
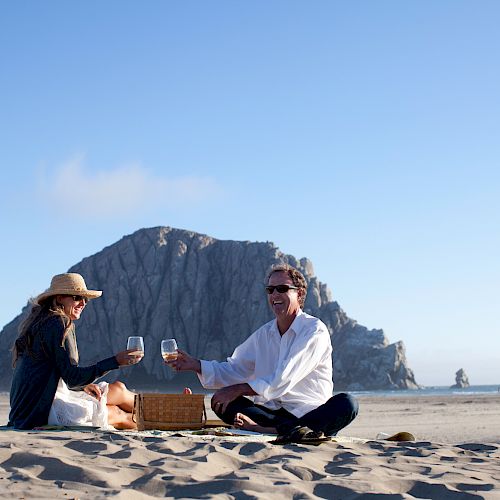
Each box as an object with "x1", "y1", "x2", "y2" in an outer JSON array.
[{"x1": 1, "y1": 392, "x2": 499, "y2": 498}]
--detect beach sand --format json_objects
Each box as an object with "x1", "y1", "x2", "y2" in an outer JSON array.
[{"x1": 1, "y1": 392, "x2": 499, "y2": 498}]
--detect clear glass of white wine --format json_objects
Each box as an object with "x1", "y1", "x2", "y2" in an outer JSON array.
[
  {"x1": 127, "y1": 336, "x2": 144, "y2": 364},
  {"x1": 161, "y1": 339, "x2": 178, "y2": 363}
]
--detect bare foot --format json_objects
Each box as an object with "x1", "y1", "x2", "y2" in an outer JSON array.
[{"x1": 233, "y1": 413, "x2": 277, "y2": 434}]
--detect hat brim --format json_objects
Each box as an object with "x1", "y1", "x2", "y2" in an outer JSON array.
[{"x1": 36, "y1": 289, "x2": 102, "y2": 305}]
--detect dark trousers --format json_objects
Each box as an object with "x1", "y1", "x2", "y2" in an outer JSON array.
[{"x1": 214, "y1": 392, "x2": 359, "y2": 436}]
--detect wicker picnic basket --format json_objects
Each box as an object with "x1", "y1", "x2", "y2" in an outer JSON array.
[{"x1": 133, "y1": 393, "x2": 207, "y2": 431}]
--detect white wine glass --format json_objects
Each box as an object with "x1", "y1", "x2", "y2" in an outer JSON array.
[
  {"x1": 161, "y1": 338, "x2": 178, "y2": 362},
  {"x1": 127, "y1": 336, "x2": 144, "y2": 364}
]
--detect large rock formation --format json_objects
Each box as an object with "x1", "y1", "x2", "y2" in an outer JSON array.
[
  {"x1": 0, "y1": 226, "x2": 420, "y2": 391},
  {"x1": 450, "y1": 368, "x2": 470, "y2": 389}
]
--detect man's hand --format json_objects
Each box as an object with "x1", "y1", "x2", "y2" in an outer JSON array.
[
  {"x1": 83, "y1": 384, "x2": 102, "y2": 401},
  {"x1": 211, "y1": 383, "x2": 256, "y2": 414},
  {"x1": 166, "y1": 349, "x2": 202, "y2": 374},
  {"x1": 115, "y1": 349, "x2": 144, "y2": 367}
]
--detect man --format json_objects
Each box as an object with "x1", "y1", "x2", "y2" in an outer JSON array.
[{"x1": 169, "y1": 264, "x2": 358, "y2": 443}]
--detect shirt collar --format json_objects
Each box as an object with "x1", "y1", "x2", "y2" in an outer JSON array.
[
  {"x1": 289, "y1": 308, "x2": 305, "y2": 333},
  {"x1": 272, "y1": 309, "x2": 304, "y2": 336}
]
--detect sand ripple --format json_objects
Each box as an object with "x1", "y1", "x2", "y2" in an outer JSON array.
[{"x1": 0, "y1": 430, "x2": 499, "y2": 498}]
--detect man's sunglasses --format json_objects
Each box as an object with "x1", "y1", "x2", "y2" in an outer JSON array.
[
  {"x1": 69, "y1": 295, "x2": 88, "y2": 304},
  {"x1": 265, "y1": 285, "x2": 299, "y2": 294}
]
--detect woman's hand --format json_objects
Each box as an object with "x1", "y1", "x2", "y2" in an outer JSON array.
[
  {"x1": 115, "y1": 349, "x2": 144, "y2": 367},
  {"x1": 166, "y1": 349, "x2": 202, "y2": 374},
  {"x1": 83, "y1": 383, "x2": 102, "y2": 401}
]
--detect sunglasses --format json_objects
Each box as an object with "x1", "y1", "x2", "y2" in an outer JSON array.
[
  {"x1": 265, "y1": 285, "x2": 299, "y2": 294},
  {"x1": 69, "y1": 295, "x2": 88, "y2": 304}
]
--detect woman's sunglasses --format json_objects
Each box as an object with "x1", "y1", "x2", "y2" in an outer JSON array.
[
  {"x1": 265, "y1": 285, "x2": 299, "y2": 294},
  {"x1": 69, "y1": 295, "x2": 88, "y2": 304}
]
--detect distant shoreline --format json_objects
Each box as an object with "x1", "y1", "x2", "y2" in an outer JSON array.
[
  {"x1": 350, "y1": 384, "x2": 500, "y2": 397},
  {"x1": 3, "y1": 384, "x2": 498, "y2": 397}
]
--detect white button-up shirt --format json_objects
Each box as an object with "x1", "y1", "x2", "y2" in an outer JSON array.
[{"x1": 198, "y1": 310, "x2": 333, "y2": 418}]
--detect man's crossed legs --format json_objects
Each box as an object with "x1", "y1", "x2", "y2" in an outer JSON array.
[{"x1": 213, "y1": 392, "x2": 359, "y2": 439}]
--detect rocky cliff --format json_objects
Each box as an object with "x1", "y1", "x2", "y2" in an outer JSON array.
[
  {"x1": 0, "y1": 226, "x2": 420, "y2": 391},
  {"x1": 450, "y1": 368, "x2": 470, "y2": 389}
]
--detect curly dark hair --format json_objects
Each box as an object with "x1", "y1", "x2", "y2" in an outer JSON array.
[{"x1": 267, "y1": 263, "x2": 307, "y2": 308}]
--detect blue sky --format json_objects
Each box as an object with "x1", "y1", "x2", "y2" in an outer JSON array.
[{"x1": 1, "y1": 1, "x2": 499, "y2": 386}]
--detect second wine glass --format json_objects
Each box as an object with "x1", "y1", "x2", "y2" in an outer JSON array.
[{"x1": 161, "y1": 338, "x2": 178, "y2": 362}]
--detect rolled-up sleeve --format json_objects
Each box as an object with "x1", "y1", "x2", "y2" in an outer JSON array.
[{"x1": 198, "y1": 333, "x2": 258, "y2": 389}]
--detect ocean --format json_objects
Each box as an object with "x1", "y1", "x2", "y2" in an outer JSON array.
[{"x1": 349, "y1": 384, "x2": 500, "y2": 397}]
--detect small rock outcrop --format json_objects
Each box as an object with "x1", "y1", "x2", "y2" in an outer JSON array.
[
  {"x1": 451, "y1": 368, "x2": 470, "y2": 389},
  {"x1": 0, "y1": 226, "x2": 420, "y2": 391}
]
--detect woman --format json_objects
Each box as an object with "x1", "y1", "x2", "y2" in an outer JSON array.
[{"x1": 8, "y1": 273, "x2": 141, "y2": 430}]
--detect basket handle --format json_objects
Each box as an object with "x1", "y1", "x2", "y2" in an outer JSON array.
[
  {"x1": 132, "y1": 393, "x2": 144, "y2": 428},
  {"x1": 132, "y1": 394, "x2": 138, "y2": 423}
]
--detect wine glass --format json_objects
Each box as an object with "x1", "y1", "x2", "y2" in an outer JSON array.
[
  {"x1": 127, "y1": 336, "x2": 144, "y2": 363},
  {"x1": 161, "y1": 339, "x2": 178, "y2": 362}
]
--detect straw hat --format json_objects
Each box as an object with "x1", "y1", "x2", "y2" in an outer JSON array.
[{"x1": 36, "y1": 273, "x2": 102, "y2": 304}]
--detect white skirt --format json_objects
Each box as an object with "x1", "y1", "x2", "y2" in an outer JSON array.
[{"x1": 48, "y1": 378, "x2": 111, "y2": 429}]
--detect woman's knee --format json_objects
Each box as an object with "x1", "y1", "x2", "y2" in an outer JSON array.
[
  {"x1": 109, "y1": 381, "x2": 133, "y2": 399},
  {"x1": 110, "y1": 381, "x2": 126, "y2": 393}
]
